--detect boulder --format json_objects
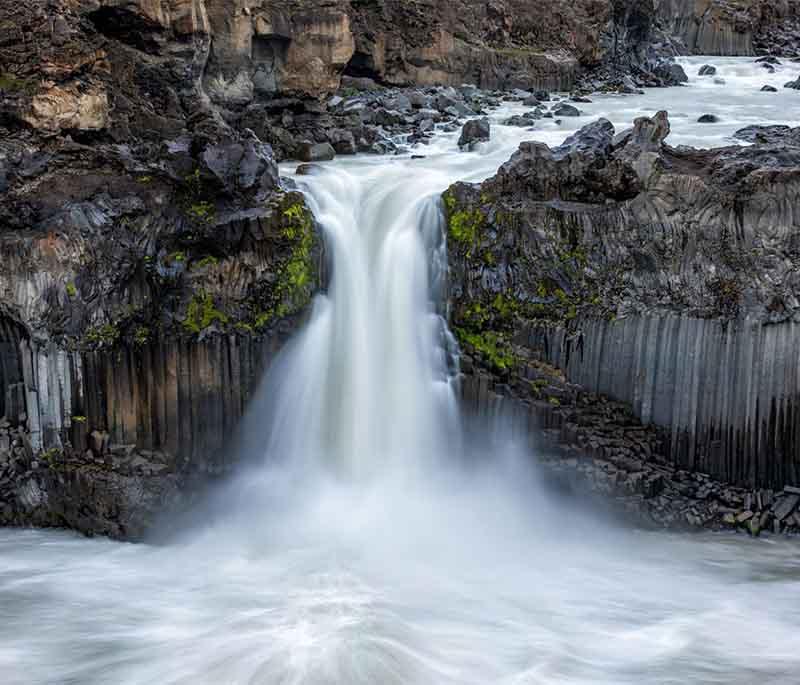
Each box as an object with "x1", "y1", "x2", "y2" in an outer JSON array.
[
  {"x1": 297, "y1": 141, "x2": 336, "y2": 162},
  {"x1": 698, "y1": 65, "x2": 717, "y2": 76},
  {"x1": 458, "y1": 118, "x2": 490, "y2": 150},
  {"x1": 653, "y1": 62, "x2": 688, "y2": 86},
  {"x1": 698, "y1": 114, "x2": 719, "y2": 123},
  {"x1": 552, "y1": 103, "x2": 581, "y2": 117}
]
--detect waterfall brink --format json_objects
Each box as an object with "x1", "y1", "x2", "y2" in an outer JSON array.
[{"x1": 261, "y1": 165, "x2": 461, "y2": 478}]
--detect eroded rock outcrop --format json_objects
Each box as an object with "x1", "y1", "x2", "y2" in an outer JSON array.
[
  {"x1": 0, "y1": 123, "x2": 324, "y2": 535},
  {"x1": 0, "y1": 0, "x2": 325, "y2": 538},
  {"x1": 445, "y1": 113, "x2": 800, "y2": 493}
]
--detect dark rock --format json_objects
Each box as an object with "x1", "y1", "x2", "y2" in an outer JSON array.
[
  {"x1": 773, "y1": 494, "x2": 799, "y2": 522},
  {"x1": 295, "y1": 164, "x2": 323, "y2": 175},
  {"x1": 653, "y1": 62, "x2": 689, "y2": 86},
  {"x1": 785, "y1": 79, "x2": 800, "y2": 90},
  {"x1": 761, "y1": 85, "x2": 778, "y2": 92},
  {"x1": 733, "y1": 125, "x2": 800, "y2": 145},
  {"x1": 443, "y1": 111, "x2": 800, "y2": 493},
  {"x1": 698, "y1": 65, "x2": 717, "y2": 76},
  {"x1": 458, "y1": 118, "x2": 491, "y2": 150},
  {"x1": 697, "y1": 114, "x2": 720, "y2": 123},
  {"x1": 297, "y1": 141, "x2": 336, "y2": 162},
  {"x1": 552, "y1": 103, "x2": 581, "y2": 117}
]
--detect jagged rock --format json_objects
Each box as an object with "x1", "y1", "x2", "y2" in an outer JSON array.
[
  {"x1": 773, "y1": 494, "x2": 799, "y2": 522},
  {"x1": 785, "y1": 79, "x2": 800, "y2": 90},
  {"x1": 458, "y1": 118, "x2": 491, "y2": 150},
  {"x1": 734, "y1": 124, "x2": 800, "y2": 145}
]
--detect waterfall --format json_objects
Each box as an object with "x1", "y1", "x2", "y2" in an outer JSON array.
[{"x1": 261, "y1": 164, "x2": 461, "y2": 477}]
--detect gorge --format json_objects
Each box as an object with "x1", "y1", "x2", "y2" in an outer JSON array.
[{"x1": 2, "y1": 1, "x2": 800, "y2": 682}]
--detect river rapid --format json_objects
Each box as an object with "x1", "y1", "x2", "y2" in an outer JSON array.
[{"x1": 2, "y1": 57, "x2": 800, "y2": 685}]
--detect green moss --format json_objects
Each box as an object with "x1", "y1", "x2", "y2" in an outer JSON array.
[
  {"x1": 456, "y1": 328, "x2": 516, "y2": 373},
  {"x1": 442, "y1": 188, "x2": 485, "y2": 253},
  {"x1": 448, "y1": 209, "x2": 484, "y2": 249},
  {"x1": 194, "y1": 255, "x2": 219, "y2": 269},
  {"x1": 137, "y1": 175, "x2": 153, "y2": 184},
  {"x1": 167, "y1": 251, "x2": 186, "y2": 264},
  {"x1": 181, "y1": 169, "x2": 216, "y2": 224},
  {"x1": 40, "y1": 448, "x2": 63, "y2": 468},
  {"x1": 275, "y1": 200, "x2": 315, "y2": 313},
  {"x1": 188, "y1": 202, "x2": 214, "y2": 221},
  {"x1": 72, "y1": 415, "x2": 87, "y2": 423},
  {"x1": 85, "y1": 323, "x2": 120, "y2": 347},
  {"x1": 238, "y1": 195, "x2": 318, "y2": 332},
  {"x1": 548, "y1": 397, "x2": 562, "y2": 407},
  {"x1": 66, "y1": 282, "x2": 78, "y2": 298},
  {"x1": 253, "y1": 311, "x2": 273, "y2": 330},
  {"x1": 183, "y1": 291, "x2": 228, "y2": 334},
  {"x1": 133, "y1": 326, "x2": 150, "y2": 346},
  {"x1": 0, "y1": 73, "x2": 36, "y2": 95}
]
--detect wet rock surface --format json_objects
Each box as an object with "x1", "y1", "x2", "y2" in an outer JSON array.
[{"x1": 444, "y1": 113, "x2": 800, "y2": 500}]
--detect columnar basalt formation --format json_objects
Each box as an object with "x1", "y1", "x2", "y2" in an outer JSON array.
[
  {"x1": 445, "y1": 115, "x2": 800, "y2": 493},
  {"x1": 656, "y1": 0, "x2": 800, "y2": 56}
]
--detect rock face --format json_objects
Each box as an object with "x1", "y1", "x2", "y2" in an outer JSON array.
[
  {"x1": 0, "y1": 125, "x2": 324, "y2": 537},
  {"x1": 656, "y1": 0, "x2": 800, "y2": 56},
  {"x1": 444, "y1": 113, "x2": 800, "y2": 492},
  {"x1": 0, "y1": 1, "x2": 327, "y2": 538}
]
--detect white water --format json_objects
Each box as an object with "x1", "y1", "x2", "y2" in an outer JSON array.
[{"x1": 3, "y1": 57, "x2": 800, "y2": 684}]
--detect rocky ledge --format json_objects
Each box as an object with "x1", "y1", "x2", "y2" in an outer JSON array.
[
  {"x1": 0, "y1": 105, "x2": 324, "y2": 539},
  {"x1": 445, "y1": 114, "x2": 800, "y2": 528}
]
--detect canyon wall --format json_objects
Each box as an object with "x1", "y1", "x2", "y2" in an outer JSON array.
[
  {"x1": 655, "y1": 0, "x2": 800, "y2": 56},
  {"x1": 445, "y1": 116, "x2": 800, "y2": 491}
]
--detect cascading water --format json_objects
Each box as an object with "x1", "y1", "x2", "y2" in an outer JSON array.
[
  {"x1": 262, "y1": 164, "x2": 461, "y2": 477},
  {"x1": 3, "y1": 57, "x2": 800, "y2": 685}
]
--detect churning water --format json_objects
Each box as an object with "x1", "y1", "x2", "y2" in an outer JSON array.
[{"x1": 2, "y1": 58, "x2": 800, "y2": 684}]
